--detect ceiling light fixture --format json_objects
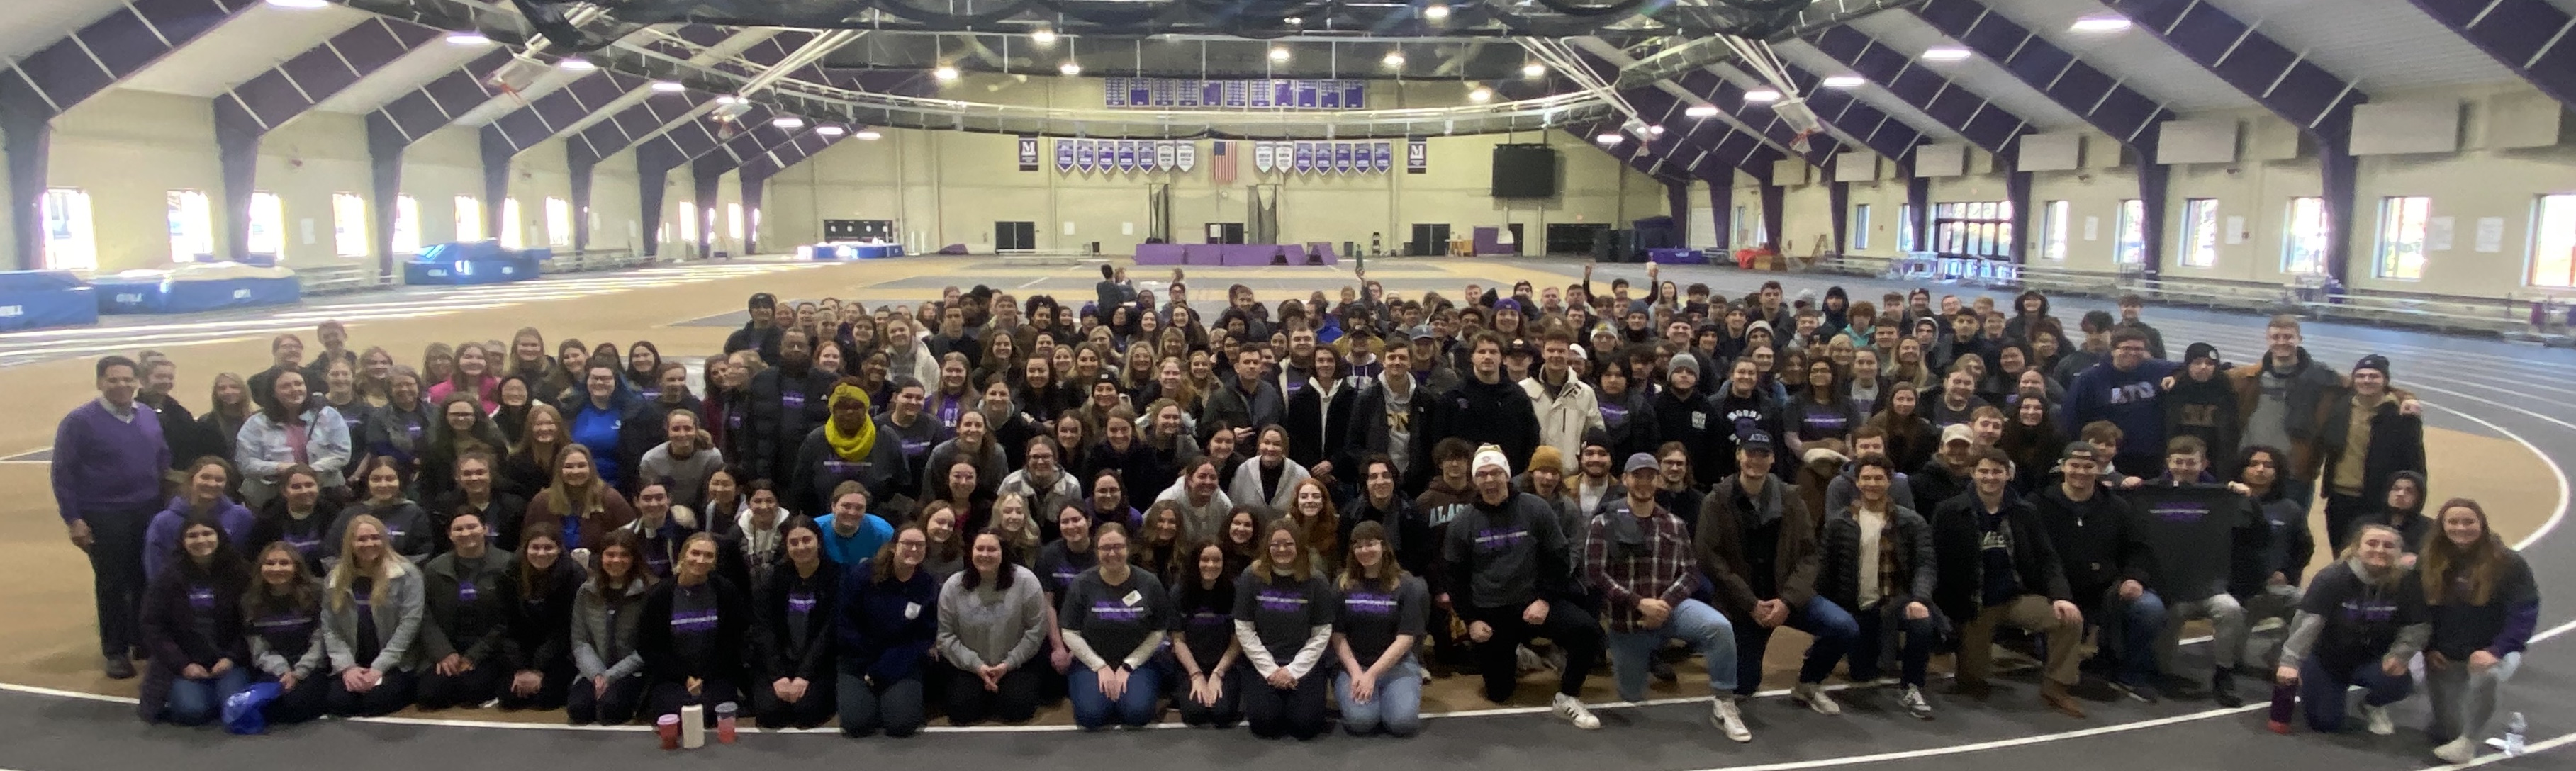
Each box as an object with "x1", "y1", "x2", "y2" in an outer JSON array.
[
  {"x1": 1382, "y1": 51, "x2": 1406, "y2": 67},
  {"x1": 1647, "y1": 124, "x2": 1665, "y2": 135},
  {"x1": 1821, "y1": 75, "x2": 1865, "y2": 89},
  {"x1": 855, "y1": 129, "x2": 883, "y2": 140},
  {"x1": 1595, "y1": 132, "x2": 1623, "y2": 145},
  {"x1": 1030, "y1": 29, "x2": 1058, "y2": 45},
  {"x1": 2071, "y1": 14, "x2": 2132, "y2": 33},
  {"x1": 815, "y1": 125, "x2": 846, "y2": 137},
  {"x1": 1744, "y1": 88, "x2": 1783, "y2": 103},
  {"x1": 715, "y1": 95, "x2": 741, "y2": 106},
  {"x1": 264, "y1": 0, "x2": 328, "y2": 9},
  {"x1": 1270, "y1": 47, "x2": 1291, "y2": 62},
  {"x1": 444, "y1": 32, "x2": 491, "y2": 46},
  {"x1": 649, "y1": 80, "x2": 686, "y2": 93},
  {"x1": 1684, "y1": 103, "x2": 1720, "y2": 118},
  {"x1": 934, "y1": 64, "x2": 959, "y2": 81},
  {"x1": 772, "y1": 116, "x2": 805, "y2": 129},
  {"x1": 558, "y1": 57, "x2": 596, "y2": 71},
  {"x1": 1423, "y1": 4, "x2": 1450, "y2": 21},
  {"x1": 1467, "y1": 85, "x2": 1492, "y2": 102},
  {"x1": 1058, "y1": 60, "x2": 1082, "y2": 75},
  {"x1": 1282, "y1": 16, "x2": 1302, "y2": 25},
  {"x1": 1522, "y1": 62, "x2": 1546, "y2": 77},
  {"x1": 1922, "y1": 47, "x2": 1973, "y2": 62}
]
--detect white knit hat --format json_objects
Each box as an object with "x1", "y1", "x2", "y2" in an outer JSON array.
[{"x1": 1472, "y1": 444, "x2": 1511, "y2": 475}]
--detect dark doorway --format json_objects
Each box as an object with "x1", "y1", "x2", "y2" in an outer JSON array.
[
  {"x1": 1546, "y1": 223, "x2": 1611, "y2": 257},
  {"x1": 995, "y1": 220, "x2": 1036, "y2": 252},
  {"x1": 1506, "y1": 223, "x2": 1525, "y2": 255},
  {"x1": 1204, "y1": 223, "x2": 1246, "y2": 244},
  {"x1": 823, "y1": 219, "x2": 895, "y2": 241},
  {"x1": 1409, "y1": 223, "x2": 1451, "y2": 256}
]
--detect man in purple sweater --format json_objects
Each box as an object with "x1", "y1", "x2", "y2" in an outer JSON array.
[{"x1": 50, "y1": 356, "x2": 169, "y2": 680}]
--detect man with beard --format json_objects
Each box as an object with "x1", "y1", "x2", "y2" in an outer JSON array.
[
  {"x1": 1445, "y1": 444, "x2": 1603, "y2": 728},
  {"x1": 1572, "y1": 434, "x2": 1618, "y2": 517},
  {"x1": 1524, "y1": 331, "x2": 1603, "y2": 476},
  {"x1": 1428, "y1": 332, "x2": 1540, "y2": 475},
  {"x1": 746, "y1": 330, "x2": 836, "y2": 484},
  {"x1": 1201, "y1": 347, "x2": 1283, "y2": 445}
]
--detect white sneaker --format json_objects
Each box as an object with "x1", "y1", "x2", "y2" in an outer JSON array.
[
  {"x1": 1710, "y1": 697, "x2": 1752, "y2": 743},
  {"x1": 1552, "y1": 693, "x2": 1601, "y2": 730},
  {"x1": 2432, "y1": 737, "x2": 2476, "y2": 763},
  {"x1": 1898, "y1": 685, "x2": 1935, "y2": 721},
  {"x1": 1791, "y1": 683, "x2": 1843, "y2": 716},
  {"x1": 2365, "y1": 705, "x2": 2395, "y2": 736}
]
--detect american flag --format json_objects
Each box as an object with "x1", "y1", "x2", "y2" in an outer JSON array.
[{"x1": 1210, "y1": 140, "x2": 1236, "y2": 185}]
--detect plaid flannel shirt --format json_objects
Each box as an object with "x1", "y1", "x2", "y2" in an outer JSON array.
[{"x1": 1583, "y1": 500, "x2": 1699, "y2": 633}]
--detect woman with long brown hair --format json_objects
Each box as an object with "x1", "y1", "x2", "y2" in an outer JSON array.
[
  {"x1": 836, "y1": 522, "x2": 937, "y2": 737},
  {"x1": 1281, "y1": 478, "x2": 1341, "y2": 575},
  {"x1": 498, "y1": 524, "x2": 582, "y2": 711},
  {"x1": 569, "y1": 529, "x2": 651, "y2": 724},
  {"x1": 2419, "y1": 498, "x2": 2541, "y2": 762},
  {"x1": 1331, "y1": 520, "x2": 1427, "y2": 737},
  {"x1": 136, "y1": 516, "x2": 250, "y2": 725},
  {"x1": 1234, "y1": 519, "x2": 1334, "y2": 740},
  {"x1": 522, "y1": 444, "x2": 639, "y2": 554},
  {"x1": 242, "y1": 539, "x2": 330, "y2": 724},
  {"x1": 500, "y1": 403, "x2": 569, "y2": 499}
]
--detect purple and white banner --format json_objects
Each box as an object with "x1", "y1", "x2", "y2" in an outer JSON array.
[
  {"x1": 1056, "y1": 137, "x2": 1075, "y2": 172},
  {"x1": 1076, "y1": 140, "x2": 1096, "y2": 173},
  {"x1": 1374, "y1": 142, "x2": 1392, "y2": 173},
  {"x1": 1019, "y1": 137, "x2": 1040, "y2": 171},
  {"x1": 1294, "y1": 142, "x2": 1313, "y2": 173},
  {"x1": 1253, "y1": 142, "x2": 1275, "y2": 174},
  {"x1": 1333, "y1": 143, "x2": 1353, "y2": 174}
]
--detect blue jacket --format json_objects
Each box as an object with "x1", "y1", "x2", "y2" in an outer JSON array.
[{"x1": 836, "y1": 558, "x2": 940, "y2": 683}]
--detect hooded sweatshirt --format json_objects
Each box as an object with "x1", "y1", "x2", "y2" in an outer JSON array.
[
  {"x1": 1442, "y1": 490, "x2": 1572, "y2": 614},
  {"x1": 2280, "y1": 557, "x2": 2429, "y2": 671},
  {"x1": 2063, "y1": 358, "x2": 2179, "y2": 458}
]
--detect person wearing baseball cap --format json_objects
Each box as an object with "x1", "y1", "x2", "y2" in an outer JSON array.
[
  {"x1": 1587, "y1": 452, "x2": 1749, "y2": 740},
  {"x1": 1698, "y1": 431, "x2": 1857, "y2": 716},
  {"x1": 1930, "y1": 446, "x2": 2088, "y2": 717},
  {"x1": 1445, "y1": 444, "x2": 1603, "y2": 728},
  {"x1": 2033, "y1": 439, "x2": 2165, "y2": 702},
  {"x1": 2316, "y1": 353, "x2": 2426, "y2": 554},
  {"x1": 1908, "y1": 424, "x2": 1982, "y2": 508}
]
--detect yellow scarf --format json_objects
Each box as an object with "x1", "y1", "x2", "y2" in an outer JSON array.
[{"x1": 824, "y1": 383, "x2": 878, "y2": 462}]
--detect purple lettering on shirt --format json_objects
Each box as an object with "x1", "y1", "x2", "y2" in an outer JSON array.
[
  {"x1": 188, "y1": 585, "x2": 216, "y2": 611},
  {"x1": 782, "y1": 390, "x2": 807, "y2": 410},
  {"x1": 1473, "y1": 527, "x2": 1530, "y2": 553},
  {"x1": 1342, "y1": 590, "x2": 1396, "y2": 617},
  {"x1": 1088, "y1": 601, "x2": 1148, "y2": 622},
  {"x1": 2151, "y1": 501, "x2": 2209, "y2": 524},
  {"x1": 671, "y1": 609, "x2": 721, "y2": 634},
  {"x1": 458, "y1": 582, "x2": 479, "y2": 602},
  {"x1": 787, "y1": 591, "x2": 817, "y2": 616},
  {"x1": 1256, "y1": 587, "x2": 1309, "y2": 614}
]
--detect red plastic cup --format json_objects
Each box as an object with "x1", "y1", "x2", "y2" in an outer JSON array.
[{"x1": 656, "y1": 714, "x2": 681, "y2": 750}]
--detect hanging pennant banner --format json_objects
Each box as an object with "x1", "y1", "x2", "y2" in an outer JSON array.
[
  {"x1": 1156, "y1": 142, "x2": 1177, "y2": 171},
  {"x1": 1281, "y1": 142, "x2": 1297, "y2": 173},
  {"x1": 1018, "y1": 137, "x2": 1040, "y2": 171},
  {"x1": 1077, "y1": 140, "x2": 1096, "y2": 173},
  {"x1": 1177, "y1": 142, "x2": 1196, "y2": 171},
  {"x1": 1116, "y1": 141, "x2": 1135, "y2": 173},
  {"x1": 1056, "y1": 137, "x2": 1075, "y2": 172},
  {"x1": 1334, "y1": 142, "x2": 1354, "y2": 174},
  {"x1": 1373, "y1": 142, "x2": 1392, "y2": 173},
  {"x1": 1406, "y1": 137, "x2": 1428, "y2": 174},
  {"x1": 1294, "y1": 142, "x2": 1313, "y2": 173},
  {"x1": 1253, "y1": 142, "x2": 1275, "y2": 173}
]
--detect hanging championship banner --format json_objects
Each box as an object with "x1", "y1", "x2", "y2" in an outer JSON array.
[
  {"x1": 1253, "y1": 142, "x2": 1275, "y2": 173},
  {"x1": 1334, "y1": 142, "x2": 1353, "y2": 174},
  {"x1": 1056, "y1": 137, "x2": 1075, "y2": 172},
  {"x1": 1374, "y1": 142, "x2": 1392, "y2": 172},
  {"x1": 1406, "y1": 137, "x2": 1428, "y2": 174},
  {"x1": 1294, "y1": 142, "x2": 1313, "y2": 173},
  {"x1": 1077, "y1": 140, "x2": 1096, "y2": 173},
  {"x1": 1116, "y1": 141, "x2": 1136, "y2": 172},
  {"x1": 1176, "y1": 142, "x2": 1196, "y2": 171},
  {"x1": 1018, "y1": 137, "x2": 1040, "y2": 171},
  {"x1": 1156, "y1": 142, "x2": 1177, "y2": 171}
]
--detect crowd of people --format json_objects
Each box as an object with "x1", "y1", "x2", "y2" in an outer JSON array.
[{"x1": 46, "y1": 263, "x2": 2539, "y2": 761}]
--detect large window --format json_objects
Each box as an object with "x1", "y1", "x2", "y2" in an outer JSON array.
[
  {"x1": 454, "y1": 196, "x2": 484, "y2": 242},
  {"x1": 247, "y1": 191, "x2": 284, "y2": 257},
  {"x1": 2375, "y1": 196, "x2": 2431, "y2": 281},
  {"x1": 392, "y1": 195, "x2": 421, "y2": 254},
  {"x1": 500, "y1": 198, "x2": 525, "y2": 249},
  {"x1": 2534, "y1": 194, "x2": 2576, "y2": 288},
  {"x1": 1732, "y1": 203, "x2": 1749, "y2": 247},
  {"x1": 2179, "y1": 198, "x2": 2219, "y2": 268},
  {"x1": 39, "y1": 188, "x2": 97, "y2": 271},
  {"x1": 1931, "y1": 201, "x2": 2013, "y2": 259},
  {"x1": 727, "y1": 203, "x2": 746, "y2": 243},
  {"x1": 332, "y1": 193, "x2": 367, "y2": 258},
  {"x1": 2281, "y1": 196, "x2": 2329, "y2": 276},
  {"x1": 1898, "y1": 203, "x2": 1916, "y2": 252},
  {"x1": 544, "y1": 197, "x2": 573, "y2": 248},
  {"x1": 2041, "y1": 200, "x2": 2070, "y2": 260},
  {"x1": 2115, "y1": 200, "x2": 2145, "y2": 266},
  {"x1": 678, "y1": 201, "x2": 699, "y2": 242},
  {"x1": 1852, "y1": 203, "x2": 1872, "y2": 251},
  {"x1": 167, "y1": 190, "x2": 213, "y2": 261}
]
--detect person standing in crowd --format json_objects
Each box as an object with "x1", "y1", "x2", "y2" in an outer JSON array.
[
  {"x1": 333, "y1": 458, "x2": 435, "y2": 564},
  {"x1": 837, "y1": 522, "x2": 938, "y2": 738},
  {"x1": 1429, "y1": 334, "x2": 1542, "y2": 476},
  {"x1": 242, "y1": 541, "x2": 331, "y2": 725},
  {"x1": 1653, "y1": 353, "x2": 1723, "y2": 487},
  {"x1": 938, "y1": 531, "x2": 1048, "y2": 725},
  {"x1": 1203, "y1": 347, "x2": 1285, "y2": 445},
  {"x1": 236, "y1": 368, "x2": 352, "y2": 510},
  {"x1": 523, "y1": 445, "x2": 639, "y2": 554},
  {"x1": 566, "y1": 364, "x2": 639, "y2": 490},
  {"x1": 136, "y1": 517, "x2": 250, "y2": 725},
  {"x1": 1236, "y1": 521, "x2": 1337, "y2": 740},
  {"x1": 420, "y1": 393, "x2": 508, "y2": 507},
  {"x1": 751, "y1": 518, "x2": 839, "y2": 729},
  {"x1": 2229, "y1": 316, "x2": 2339, "y2": 485},
  {"x1": 247, "y1": 334, "x2": 307, "y2": 410},
  {"x1": 1818, "y1": 453, "x2": 1940, "y2": 721},
  {"x1": 636, "y1": 533, "x2": 750, "y2": 726},
  {"x1": 2163, "y1": 344, "x2": 2242, "y2": 473},
  {"x1": 1228, "y1": 424, "x2": 1311, "y2": 515},
  {"x1": 138, "y1": 357, "x2": 220, "y2": 477},
  {"x1": 1353, "y1": 344, "x2": 1435, "y2": 493},
  {"x1": 2419, "y1": 499, "x2": 2539, "y2": 762},
  {"x1": 1059, "y1": 522, "x2": 1171, "y2": 731},
  {"x1": 1698, "y1": 432, "x2": 1854, "y2": 716},
  {"x1": 1589, "y1": 454, "x2": 1748, "y2": 739},
  {"x1": 2318, "y1": 355, "x2": 2426, "y2": 553},
  {"x1": 795, "y1": 380, "x2": 902, "y2": 516},
  {"x1": 320, "y1": 514, "x2": 425, "y2": 716},
  {"x1": 569, "y1": 530, "x2": 652, "y2": 725},
  {"x1": 2063, "y1": 330, "x2": 2175, "y2": 478},
  {"x1": 726, "y1": 293, "x2": 785, "y2": 365},
  {"x1": 2030, "y1": 441, "x2": 2161, "y2": 700},
  {"x1": 415, "y1": 512, "x2": 515, "y2": 710},
  {"x1": 1445, "y1": 444, "x2": 1602, "y2": 728},
  {"x1": 500, "y1": 527, "x2": 582, "y2": 711},
  {"x1": 1930, "y1": 448, "x2": 2086, "y2": 718},
  {"x1": 748, "y1": 330, "x2": 837, "y2": 487},
  {"x1": 1522, "y1": 330, "x2": 1602, "y2": 475},
  {"x1": 2114, "y1": 295, "x2": 2167, "y2": 361},
  {"x1": 2271, "y1": 523, "x2": 2427, "y2": 736}
]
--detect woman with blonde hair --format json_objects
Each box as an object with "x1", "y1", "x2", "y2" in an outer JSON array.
[
  {"x1": 1282, "y1": 478, "x2": 1342, "y2": 575},
  {"x1": 1332, "y1": 520, "x2": 1427, "y2": 737},
  {"x1": 2419, "y1": 499, "x2": 2541, "y2": 762},
  {"x1": 987, "y1": 492, "x2": 1041, "y2": 563},
  {"x1": 1234, "y1": 519, "x2": 1335, "y2": 740},
  {"x1": 319, "y1": 513, "x2": 425, "y2": 716},
  {"x1": 2270, "y1": 522, "x2": 2428, "y2": 736},
  {"x1": 521, "y1": 444, "x2": 639, "y2": 554}
]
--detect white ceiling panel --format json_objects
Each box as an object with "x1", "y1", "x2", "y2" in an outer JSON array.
[
  {"x1": 2197, "y1": 0, "x2": 2517, "y2": 93},
  {"x1": 118, "y1": 3, "x2": 371, "y2": 99},
  {"x1": 0, "y1": 0, "x2": 127, "y2": 64},
  {"x1": 1977, "y1": 0, "x2": 2256, "y2": 112},
  {"x1": 313, "y1": 42, "x2": 495, "y2": 115},
  {"x1": 1772, "y1": 39, "x2": 1966, "y2": 144},
  {"x1": 450, "y1": 67, "x2": 580, "y2": 128},
  {"x1": 1846, "y1": 11, "x2": 2093, "y2": 130}
]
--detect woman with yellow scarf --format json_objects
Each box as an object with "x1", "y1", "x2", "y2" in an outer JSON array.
[{"x1": 789, "y1": 378, "x2": 907, "y2": 521}]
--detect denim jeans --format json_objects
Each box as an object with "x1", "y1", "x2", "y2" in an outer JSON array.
[
  {"x1": 2098, "y1": 589, "x2": 2166, "y2": 685},
  {"x1": 1606, "y1": 599, "x2": 1737, "y2": 702},
  {"x1": 2297, "y1": 656, "x2": 2413, "y2": 733},
  {"x1": 1849, "y1": 601, "x2": 1937, "y2": 687},
  {"x1": 1732, "y1": 595, "x2": 1857, "y2": 696},
  {"x1": 1068, "y1": 665, "x2": 1163, "y2": 730},
  {"x1": 1333, "y1": 655, "x2": 1424, "y2": 736},
  {"x1": 164, "y1": 667, "x2": 252, "y2": 726}
]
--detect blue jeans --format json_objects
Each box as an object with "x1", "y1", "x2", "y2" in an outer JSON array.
[
  {"x1": 1849, "y1": 601, "x2": 1938, "y2": 687},
  {"x1": 1732, "y1": 595, "x2": 1858, "y2": 696},
  {"x1": 166, "y1": 667, "x2": 252, "y2": 726},
  {"x1": 1068, "y1": 665, "x2": 1163, "y2": 730},
  {"x1": 1607, "y1": 599, "x2": 1737, "y2": 702},
  {"x1": 2298, "y1": 656, "x2": 2413, "y2": 733},
  {"x1": 2107, "y1": 590, "x2": 2167, "y2": 685},
  {"x1": 1333, "y1": 655, "x2": 1424, "y2": 736}
]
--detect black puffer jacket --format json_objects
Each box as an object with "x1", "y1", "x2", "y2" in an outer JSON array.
[{"x1": 744, "y1": 365, "x2": 837, "y2": 483}]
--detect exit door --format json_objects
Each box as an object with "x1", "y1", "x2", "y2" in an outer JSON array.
[
  {"x1": 995, "y1": 221, "x2": 1036, "y2": 252},
  {"x1": 1409, "y1": 223, "x2": 1451, "y2": 256}
]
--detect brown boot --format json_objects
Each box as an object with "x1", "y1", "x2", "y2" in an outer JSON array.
[{"x1": 2041, "y1": 681, "x2": 2086, "y2": 718}]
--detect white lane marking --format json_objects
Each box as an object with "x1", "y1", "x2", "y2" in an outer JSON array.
[{"x1": 2434, "y1": 731, "x2": 2576, "y2": 770}]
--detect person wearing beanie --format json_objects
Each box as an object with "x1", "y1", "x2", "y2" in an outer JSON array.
[
  {"x1": 1443, "y1": 444, "x2": 1603, "y2": 728},
  {"x1": 1522, "y1": 331, "x2": 1603, "y2": 477},
  {"x1": 1428, "y1": 332, "x2": 1542, "y2": 478},
  {"x1": 1653, "y1": 352, "x2": 1724, "y2": 488},
  {"x1": 2225, "y1": 315, "x2": 2343, "y2": 486},
  {"x1": 2163, "y1": 342, "x2": 2243, "y2": 475},
  {"x1": 2317, "y1": 354, "x2": 2426, "y2": 553}
]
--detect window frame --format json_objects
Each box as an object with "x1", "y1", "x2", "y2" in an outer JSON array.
[{"x1": 2179, "y1": 198, "x2": 2220, "y2": 268}]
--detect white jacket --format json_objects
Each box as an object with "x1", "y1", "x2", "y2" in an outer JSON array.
[{"x1": 1520, "y1": 373, "x2": 1602, "y2": 474}]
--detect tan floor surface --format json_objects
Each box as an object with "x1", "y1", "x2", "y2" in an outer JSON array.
[{"x1": 0, "y1": 257, "x2": 2553, "y2": 726}]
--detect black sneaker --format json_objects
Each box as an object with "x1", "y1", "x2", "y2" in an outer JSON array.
[
  {"x1": 1649, "y1": 655, "x2": 1676, "y2": 682},
  {"x1": 102, "y1": 655, "x2": 135, "y2": 680},
  {"x1": 2210, "y1": 670, "x2": 2244, "y2": 708}
]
